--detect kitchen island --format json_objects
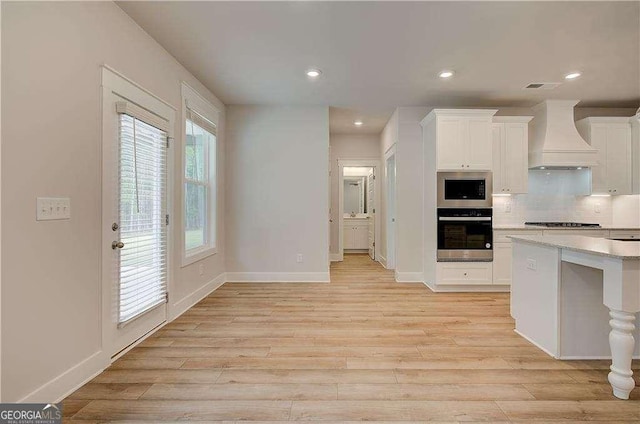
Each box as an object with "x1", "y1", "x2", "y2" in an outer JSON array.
[{"x1": 510, "y1": 235, "x2": 640, "y2": 400}]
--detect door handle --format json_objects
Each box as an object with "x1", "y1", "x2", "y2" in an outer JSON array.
[{"x1": 112, "y1": 241, "x2": 125, "y2": 250}]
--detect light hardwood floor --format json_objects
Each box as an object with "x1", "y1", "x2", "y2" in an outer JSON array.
[{"x1": 64, "y1": 254, "x2": 640, "y2": 423}]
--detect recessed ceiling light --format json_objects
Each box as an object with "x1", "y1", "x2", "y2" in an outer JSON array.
[
  {"x1": 577, "y1": 167, "x2": 583, "y2": 170},
  {"x1": 354, "y1": 120, "x2": 364, "y2": 126},
  {"x1": 306, "y1": 69, "x2": 322, "y2": 78},
  {"x1": 439, "y1": 70, "x2": 454, "y2": 78},
  {"x1": 565, "y1": 72, "x2": 581, "y2": 80},
  {"x1": 540, "y1": 166, "x2": 546, "y2": 170}
]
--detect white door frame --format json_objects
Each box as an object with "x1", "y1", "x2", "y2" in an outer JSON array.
[
  {"x1": 101, "y1": 66, "x2": 175, "y2": 360},
  {"x1": 337, "y1": 159, "x2": 381, "y2": 262},
  {"x1": 384, "y1": 144, "x2": 397, "y2": 270}
]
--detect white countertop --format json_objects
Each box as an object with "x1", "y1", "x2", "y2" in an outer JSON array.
[
  {"x1": 509, "y1": 235, "x2": 640, "y2": 259},
  {"x1": 494, "y1": 225, "x2": 640, "y2": 230}
]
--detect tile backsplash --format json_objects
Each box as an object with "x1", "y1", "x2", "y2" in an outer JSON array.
[{"x1": 493, "y1": 194, "x2": 614, "y2": 226}]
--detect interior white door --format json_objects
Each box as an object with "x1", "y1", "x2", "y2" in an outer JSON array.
[
  {"x1": 103, "y1": 90, "x2": 169, "y2": 358},
  {"x1": 386, "y1": 154, "x2": 396, "y2": 269},
  {"x1": 367, "y1": 168, "x2": 375, "y2": 259},
  {"x1": 328, "y1": 146, "x2": 332, "y2": 264}
]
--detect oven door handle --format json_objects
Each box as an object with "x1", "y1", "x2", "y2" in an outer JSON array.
[{"x1": 438, "y1": 217, "x2": 492, "y2": 222}]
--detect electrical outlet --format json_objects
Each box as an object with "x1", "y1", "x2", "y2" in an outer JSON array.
[
  {"x1": 504, "y1": 200, "x2": 512, "y2": 213},
  {"x1": 526, "y1": 259, "x2": 537, "y2": 270},
  {"x1": 296, "y1": 254, "x2": 304, "y2": 263},
  {"x1": 595, "y1": 202, "x2": 601, "y2": 213},
  {"x1": 36, "y1": 197, "x2": 71, "y2": 221},
  {"x1": 198, "y1": 263, "x2": 204, "y2": 276}
]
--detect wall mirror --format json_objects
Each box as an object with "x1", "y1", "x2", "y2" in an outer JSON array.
[{"x1": 343, "y1": 167, "x2": 373, "y2": 217}]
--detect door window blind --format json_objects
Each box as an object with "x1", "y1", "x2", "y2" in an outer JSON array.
[{"x1": 117, "y1": 110, "x2": 168, "y2": 326}]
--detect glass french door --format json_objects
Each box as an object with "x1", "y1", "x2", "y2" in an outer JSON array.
[{"x1": 102, "y1": 85, "x2": 170, "y2": 358}]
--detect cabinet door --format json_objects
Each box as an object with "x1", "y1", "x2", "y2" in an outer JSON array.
[
  {"x1": 606, "y1": 124, "x2": 632, "y2": 195},
  {"x1": 467, "y1": 117, "x2": 492, "y2": 170},
  {"x1": 437, "y1": 117, "x2": 465, "y2": 170},
  {"x1": 493, "y1": 243, "x2": 512, "y2": 285},
  {"x1": 503, "y1": 123, "x2": 528, "y2": 193},
  {"x1": 492, "y1": 124, "x2": 505, "y2": 193},
  {"x1": 589, "y1": 125, "x2": 608, "y2": 194},
  {"x1": 343, "y1": 225, "x2": 354, "y2": 249},
  {"x1": 354, "y1": 225, "x2": 369, "y2": 249}
]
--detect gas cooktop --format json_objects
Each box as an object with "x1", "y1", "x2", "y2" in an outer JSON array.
[{"x1": 524, "y1": 222, "x2": 601, "y2": 228}]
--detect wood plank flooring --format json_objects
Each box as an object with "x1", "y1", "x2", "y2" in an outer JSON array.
[{"x1": 63, "y1": 253, "x2": 640, "y2": 423}]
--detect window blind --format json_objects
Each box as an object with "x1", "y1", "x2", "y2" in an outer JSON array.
[
  {"x1": 116, "y1": 101, "x2": 169, "y2": 132},
  {"x1": 185, "y1": 100, "x2": 217, "y2": 136},
  {"x1": 117, "y1": 111, "x2": 168, "y2": 326}
]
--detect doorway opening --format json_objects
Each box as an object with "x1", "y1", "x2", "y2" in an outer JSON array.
[{"x1": 337, "y1": 160, "x2": 381, "y2": 263}]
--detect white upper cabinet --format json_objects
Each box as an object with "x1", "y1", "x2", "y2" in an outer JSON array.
[
  {"x1": 436, "y1": 116, "x2": 466, "y2": 170},
  {"x1": 422, "y1": 110, "x2": 498, "y2": 171},
  {"x1": 576, "y1": 117, "x2": 633, "y2": 195},
  {"x1": 492, "y1": 117, "x2": 533, "y2": 194}
]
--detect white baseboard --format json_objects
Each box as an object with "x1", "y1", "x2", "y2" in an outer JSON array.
[
  {"x1": 17, "y1": 273, "x2": 228, "y2": 404},
  {"x1": 378, "y1": 255, "x2": 387, "y2": 268},
  {"x1": 18, "y1": 350, "x2": 108, "y2": 403},
  {"x1": 329, "y1": 253, "x2": 342, "y2": 262},
  {"x1": 395, "y1": 271, "x2": 424, "y2": 282},
  {"x1": 424, "y1": 281, "x2": 511, "y2": 293},
  {"x1": 226, "y1": 272, "x2": 330, "y2": 283},
  {"x1": 169, "y1": 272, "x2": 227, "y2": 321}
]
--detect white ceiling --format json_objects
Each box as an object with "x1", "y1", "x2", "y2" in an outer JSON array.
[{"x1": 118, "y1": 1, "x2": 640, "y2": 135}]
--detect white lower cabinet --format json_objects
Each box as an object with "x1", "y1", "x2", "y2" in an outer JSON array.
[
  {"x1": 493, "y1": 243, "x2": 512, "y2": 285},
  {"x1": 436, "y1": 228, "x2": 639, "y2": 289},
  {"x1": 436, "y1": 262, "x2": 493, "y2": 285},
  {"x1": 609, "y1": 230, "x2": 640, "y2": 240},
  {"x1": 344, "y1": 219, "x2": 369, "y2": 249},
  {"x1": 492, "y1": 229, "x2": 544, "y2": 286}
]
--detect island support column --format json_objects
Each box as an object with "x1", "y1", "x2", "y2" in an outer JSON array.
[
  {"x1": 602, "y1": 257, "x2": 640, "y2": 400},
  {"x1": 608, "y1": 310, "x2": 637, "y2": 399}
]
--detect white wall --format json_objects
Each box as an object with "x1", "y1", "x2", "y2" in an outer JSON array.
[
  {"x1": 2, "y1": 1, "x2": 226, "y2": 402},
  {"x1": 329, "y1": 134, "x2": 379, "y2": 256},
  {"x1": 225, "y1": 106, "x2": 330, "y2": 281},
  {"x1": 395, "y1": 107, "x2": 428, "y2": 281}
]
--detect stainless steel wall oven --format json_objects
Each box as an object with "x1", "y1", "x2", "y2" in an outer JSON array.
[{"x1": 437, "y1": 208, "x2": 493, "y2": 261}]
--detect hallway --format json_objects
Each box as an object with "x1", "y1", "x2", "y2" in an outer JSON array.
[{"x1": 62, "y1": 255, "x2": 639, "y2": 422}]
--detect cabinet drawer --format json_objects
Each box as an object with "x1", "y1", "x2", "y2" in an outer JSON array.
[
  {"x1": 436, "y1": 262, "x2": 493, "y2": 285},
  {"x1": 609, "y1": 230, "x2": 640, "y2": 240},
  {"x1": 494, "y1": 229, "x2": 543, "y2": 243},
  {"x1": 542, "y1": 229, "x2": 609, "y2": 237}
]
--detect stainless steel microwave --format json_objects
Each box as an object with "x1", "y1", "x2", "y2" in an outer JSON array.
[{"x1": 437, "y1": 171, "x2": 492, "y2": 208}]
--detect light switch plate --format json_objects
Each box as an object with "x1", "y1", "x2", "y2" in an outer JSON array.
[
  {"x1": 526, "y1": 258, "x2": 537, "y2": 271},
  {"x1": 37, "y1": 197, "x2": 71, "y2": 221}
]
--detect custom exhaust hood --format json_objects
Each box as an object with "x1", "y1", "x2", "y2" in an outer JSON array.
[{"x1": 528, "y1": 100, "x2": 598, "y2": 169}]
